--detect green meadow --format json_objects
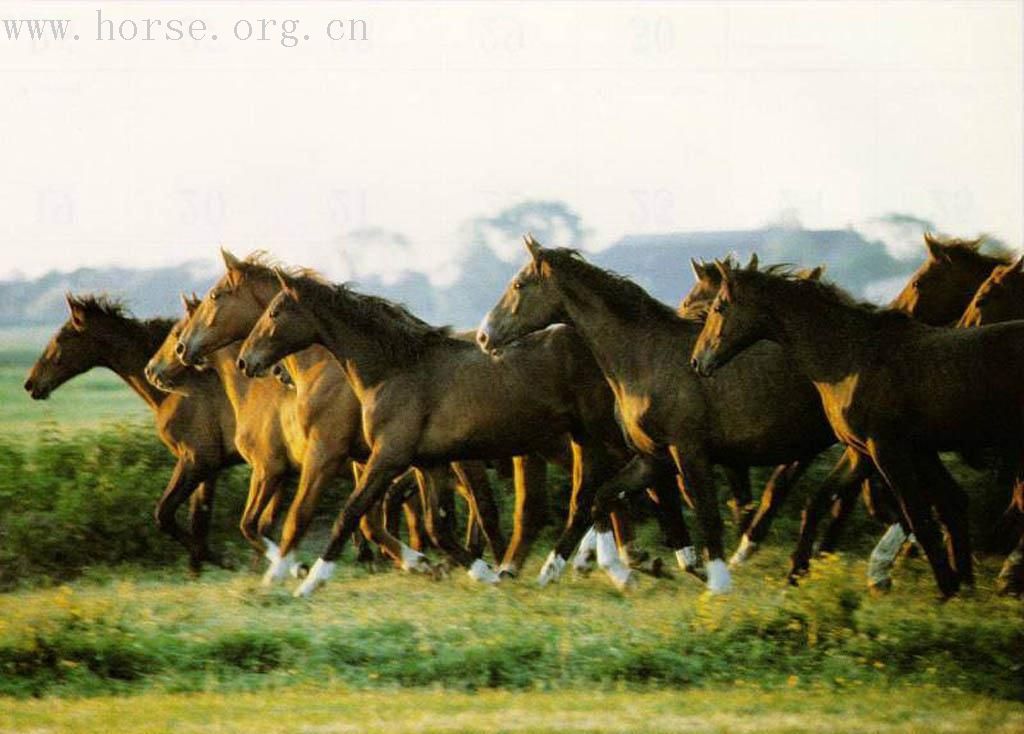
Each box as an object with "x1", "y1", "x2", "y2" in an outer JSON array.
[{"x1": 0, "y1": 332, "x2": 1021, "y2": 733}]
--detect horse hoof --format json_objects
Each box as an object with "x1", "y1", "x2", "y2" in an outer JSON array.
[
  {"x1": 537, "y1": 551, "x2": 567, "y2": 587},
  {"x1": 868, "y1": 577, "x2": 892, "y2": 594},
  {"x1": 467, "y1": 559, "x2": 501, "y2": 584},
  {"x1": 293, "y1": 562, "x2": 310, "y2": 579},
  {"x1": 497, "y1": 564, "x2": 518, "y2": 580},
  {"x1": 728, "y1": 537, "x2": 758, "y2": 568},
  {"x1": 705, "y1": 559, "x2": 732, "y2": 594}
]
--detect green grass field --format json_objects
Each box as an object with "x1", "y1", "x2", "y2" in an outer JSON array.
[{"x1": 1, "y1": 335, "x2": 1022, "y2": 732}]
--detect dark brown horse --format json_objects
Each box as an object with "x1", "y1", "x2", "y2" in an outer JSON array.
[
  {"x1": 478, "y1": 237, "x2": 838, "y2": 593},
  {"x1": 169, "y1": 252, "x2": 511, "y2": 583},
  {"x1": 789, "y1": 235, "x2": 1013, "y2": 587},
  {"x1": 957, "y1": 255, "x2": 1024, "y2": 593},
  {"x1": 237, "y1": 269, "x2": 683, "y2": 596},
  {"x1": 24, "y1": 294, "x2": 240, "y2": 572},
  {"x1": 691, "y1": 262, "x2": 1024, "y2": 596}
]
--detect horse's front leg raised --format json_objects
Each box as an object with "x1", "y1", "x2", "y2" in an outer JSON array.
[
  {"x1": 239, "y1": 465, "x2": 290, "y2": 568},
  {"x1": 294, "y1": 448, "x2": 410, "y2": 597}
]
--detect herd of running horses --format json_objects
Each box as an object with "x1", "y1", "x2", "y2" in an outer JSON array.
[{"x1": 21, "y1": 233, "x2": 1024, "y2": 600}]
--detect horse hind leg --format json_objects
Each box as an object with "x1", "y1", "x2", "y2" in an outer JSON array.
[
  {"x1": 153, "y1": 457, "x2": 205, "y2": 572},
  {"x1": 187, "y1": 475, "x2": 227, "y2": 571},
  {"x1": 917, "y1": 452, "x2": 973, "y2": 588},
  {"x1": 997, "y1": 476, "x2": 1024, "y2": 595},
  {"x1": 870, "y1": 442, "x2": 960, "y2": 598},
  {"x1": 668, "y1": 446, "x2": 729, "y2": 594},
  {"x1": 722, "y1": 465, "x2": 754, "y2": 531}
]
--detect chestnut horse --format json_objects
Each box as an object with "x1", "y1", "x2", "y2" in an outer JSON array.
[
  {"x1": 691, "y1": 263, "x2": 1024, "y2": 596},
  {"x1": 170, "y1": 252, "x2": 511, "y2": 583},
  {"x1": 237, "y1": 269, "x2": 690, "y2": 597},
  {"x1": 24, "y1": 294, "x2": 240, "y2": 572},
  {"x1": 149, "y1": 288, "x2": 475, "y2": 582},
  {"x1": 478, "y1": 237, "x2": 838, "y2": 593}
]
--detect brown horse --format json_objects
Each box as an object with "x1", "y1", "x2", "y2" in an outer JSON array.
[
  {"x1": 957, "y1": 255, "x2": 1024, "y2": 593},
  {"x1": 789, "y1": 235, "x2": 1013, "y2": 587},
  {"x1": 691, "y1": 262, "x2": 1024, "y2": 596},
  {"x1": 168, "y1": 252, "x2": 511, "y2": 583},
  {"x1": 891, "y1": 233, "x2": 1010, "y2": 326},
  {"x1": 149, "y1": 285, "x2": 470, "y2": 582},
  {"x1": 237, "y1": 268, "x2": 683, "y2": 596},
  {"x1": 478, "y1": 237, "x2": 838, "y2": 593},
  {"x1": 24, "y1": 294, "x2": 240, "y2": 572}
]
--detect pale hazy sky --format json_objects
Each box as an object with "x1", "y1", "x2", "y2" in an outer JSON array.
[{"x1": 0, "y1": 1, "x2": 1021, "y2": 282}]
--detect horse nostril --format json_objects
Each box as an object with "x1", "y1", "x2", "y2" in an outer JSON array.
[
  {"x1": 477, "y1": 331, "x2": 489, "y2": 349},
  {"x1": 236, "y1": 357, "x2": 246, "y2": 372},
  {"x1": 690, "y1": 358, "x2": 699, "y2": 371},
  {"x1": 23, "y1": 379, "x2": 33, "y2": 393},
  {"x1": 175, "y1": 341, "x2": 186, "y2": 356}
]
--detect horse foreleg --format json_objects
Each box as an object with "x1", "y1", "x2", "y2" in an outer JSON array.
[
  {"x1": 418, "y1": 467, "x2": 500, "y2": 582},
  {"x1": 264, "y1": 453, "x2": 344, "y2": 585},
  {"x1": 645, "y1": 459, "x2": 702, "y2": 578},
  {"x1": 187, "y1": 474, "x2": 222, "y2": 571},
  {"x1": 870, "y1": 441, "x2": 960, "y2": 598},
  {"x1": 239, "y1": 466, "x2": 289, "y2": 564},
  {"x1": 501, "y1": 453, "x2": 547, "y2": 578},
  {"x1": 153, "y1": 456, "x2": 204, "y2": 568},
  {"x1": 539, "y1": 441, "x2": 616, "y2": 587},
  {"x1": 733, "y1": 461, "x2": 807, "y2": 567},
  {"x1": 669, "y1": 446, "x2": 728, "y2": 594},
  {"x1": 295, "y1": 449, "x2": 409, "y2": 597}
]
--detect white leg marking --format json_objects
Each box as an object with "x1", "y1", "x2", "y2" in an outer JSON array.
[
  {"x1": 261, "y1": 550, "x2": 298, "y2": 586},
  {"x1": 262, "y1": 537, "x2": 281, "y2": 563},
  {"x1": 571, "y1": 527, "x2": 598, "y2": 574},
  {"x1": 867, "y1": 523, "x2": 908, "y2": 589},
  {"x1": 705, "y1": 559, "x2": 732, "y2": 594},
  {"x1": 399, "y1": 543, "x2": 431, "y2": 573},
  {"x1": 467, "y1": 558, "x2": 501, "y2": 584},
  {"x1": 729, "y1": 535, "x2": 758, "y2": 568},
  {"x1": 537, "y1": 551, "x2": 566, "y2": 587},
  {"x1": 292, "y1": 557, "x2": 336, "y2": 597},
  {"x1": 596, "y1": 530, "x2": 634, "y2": 590},
  {"x1": 675, "y1": 546, "x2": 698, "y2": 571}
]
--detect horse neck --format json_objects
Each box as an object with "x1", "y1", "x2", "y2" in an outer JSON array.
[
  {"x1": 551, "y1": 270, "x2": 687, "y2": 381},
  {"x1": 100, "y1": 322, "x2": 167, "y2": 411},
  {"x1": 757, "y1": 281, "x2": 878, "y2": 384},
  {"x1": 209, "y1": 342, "x2": 252, "y2": 412},
  {"x1": 306, "y1": 300, "x2": 398, "y2": 394}
]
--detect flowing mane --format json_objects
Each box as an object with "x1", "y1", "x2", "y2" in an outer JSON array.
[
  {"x1": 734, "y1": 267, "x2": 912, "y2": 324},
  {"x1": 283, "y1": 269, "x2": 454, "y2": 363},
  {"x1": 541, "y1": 248, "x2": 680, "y2": 322},
  {"x1": 67, "y1": 293, "x2": 176, "y2": 349}
]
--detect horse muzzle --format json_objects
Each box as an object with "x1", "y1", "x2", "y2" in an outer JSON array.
[
  {"x1": 690, "y1": 351, "x2": 718, "y2": 377},
  {"x1": 24, "y1": 379, "x2": 50, "y2": 400}
]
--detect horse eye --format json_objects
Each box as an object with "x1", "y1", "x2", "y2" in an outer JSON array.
[
  {"x1": 513, "y1": 281, "x2": 523, "y2": 291},
  {"x1": 210, "y1": 291, "x2": 220, "y2": 301}
]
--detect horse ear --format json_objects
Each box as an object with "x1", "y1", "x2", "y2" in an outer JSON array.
[
  {"x1": 806, "y1": 266, "x2": 825, "y2": 281},
  {"x1": 221, "y1": 247, "x2": 241, "y2": 269},
  {"x1": 180, "y1": 292, "x2": 199, "y2": 315},
  {"x1": 523, "y1": 233, "x2": 542, "y2": 263},
  {"x1": 66, "y1": 293, "x2": 86, "y2": 329},
  {"x1": 924, "y1": 233, "x2": 948, "y2": 261},
  {"x1": 714, "y1": 259, "x2": 734, "y2": 286},
  {"x1": 690, "y1": 258, "x2": 704, "y2": 282},
  {"x1": 746, "y1": 253, "x2": 759, "y2": 271},
  {"x1": 1010, "y1": 254, "x2": 1024, "y2": 275}
]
